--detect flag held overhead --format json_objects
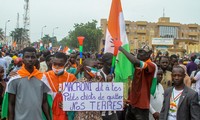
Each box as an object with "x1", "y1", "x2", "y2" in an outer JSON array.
[{"x1": 104, "y1": 0, "x2": 133, "y2": 82}]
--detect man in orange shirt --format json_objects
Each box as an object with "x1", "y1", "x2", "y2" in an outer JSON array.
[{"x1": 42, "y1": 52, "x2": 76, "y2": 120}]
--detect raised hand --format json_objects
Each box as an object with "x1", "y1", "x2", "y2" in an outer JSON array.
[
  {"x1": 111, "y1": 38, "x2": 122, "y2": 49},
  {"x1": 107, "y1": 74, "x2": 114, "y2": 82},
  {"x1": 110, "y1": 38, "x2": 122, "y2": 55}
]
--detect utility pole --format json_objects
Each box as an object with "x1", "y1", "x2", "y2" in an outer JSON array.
[
  {"x1": 16, "y1": 13, "x2": 19, "y2": 28},
  {"x1": 5, "y1": 20, "x2": 10, "y2": 44},
  {"x1": 23, "y1": 0, "x2": 30, "y2": 48},
  {"x1": 41, "y1": 25, "x2": 47, "y2": 38}
]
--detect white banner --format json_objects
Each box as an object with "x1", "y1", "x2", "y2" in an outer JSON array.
[
  {"x1": 152, "y1": 38, "x2": 174, "y2": 45},
  {"x1": 62, "y1": 82, "x2": 123, "y2": 111}
]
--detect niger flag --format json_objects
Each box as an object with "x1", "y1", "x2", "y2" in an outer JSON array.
[
  {"x1": 104, "y1": 0, "x2": 133, "y2": 83},
  {"x1": 12, "y1": 41, "x2": 17, "y2": 48},
  {"x1": 63, "y1": 46, "x2": 73, "y2": 55},
  {"x1": 104, "y1": 0, "x2": 157, "y2": 96}
]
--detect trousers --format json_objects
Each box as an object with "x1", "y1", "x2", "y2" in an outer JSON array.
[{"x1": 125, "y1": 105, "x2": 149, "y2": 120}]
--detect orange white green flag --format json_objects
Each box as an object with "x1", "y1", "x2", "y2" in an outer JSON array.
[{"x1": 104, "y1": 0, "x2": 133, "y2": 83}]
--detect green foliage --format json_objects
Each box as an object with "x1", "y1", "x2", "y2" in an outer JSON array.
[
  {"x1": 10, "y1": 28, "x2": 27, "y2": 43},
  {"x1": 58, "y1": 37, "x2": 68, "y2": 46},
  {"x1": 41, "y1": 34, "x2": 51, "y2": 45},
  {"x1": 65, "y1": 20, "x2": 103, "y2": 52},
  {"x1": 41, "y1": 35, "x2": 58, "y2": 47},
  {"x1": 0, "y1": 28, "x2": 4, "y2": 40},
  {"x1": 0, "y1": 28, "x2": 4, "y2": 36}
]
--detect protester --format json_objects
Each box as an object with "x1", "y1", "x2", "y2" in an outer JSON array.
[
  {"x1": 66, "y1": 53, "x2": 86, "y2": 79},
  {"x1": 68, "y1": 53, "x2": 78, "y2": 68},
  {"x1": 0, "y1": 52, "x2": 7, "y2": 80},
  {"x1": 190, "y1": 60, "x2": 200, "y2": 91},
  {"x1": 97, "y1": 53, "x2": 118, "y2": 120},
  {"x1": 186, "y1": 55, "x2": 197, "y2": 76},
  {"x1": 42, "y1": 52, "x2": 76, "y2": 120},
  {"x1": 149, "y1": 68, "x2": 164, "y2": 120},
  {"x1": 114, "y1": 41, "x2": 157, "y2": 120},
  {"x1": 159, "y1": 56, "x2": 173, "y2": 90},
  {"x1": 0, "y1": 65, "x2": 5, "y2": 104},
  {"x1": 159, "y1": 66, "x2": 200, "y2": 120},
  {"x1": 3, "y1": 53, "x2": 12, "y2": 72},
  {"x1": 39, "y1": 50, "x2": 51, "y2": 72},
  {"x1": 179, "y1": 65, "x2": 191, "y2": 87},
  {"x1": 191, "y1": 62, "x2": 200, "y2": 98},
  {"x1": 7, "y1": 47, "x2": 51, "y2": 120},
  {"x1": 168, "y1": 55, "x2": 178, "y2": 71},
  {"x1": 178, "y1": 59, "x2": 186, "y2": 70},
  {"x1": 12, "y1": 57, "x2": 23, "y2": 72},
  {"x1": 45, "y1": 54, "x2": 54, "y2": 72},
  {"x1": 74, "y1": 58, "x2": 102, "y2": 120},
  {"x1": 39, "y1": 56, "x2": 47, "y2": 72},
  {"x1": 153, "y1": 51, "x2": 162, "y2": 68}
]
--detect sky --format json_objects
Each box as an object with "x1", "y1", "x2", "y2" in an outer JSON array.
[{"x1": 0, "y1": 0, "x2": 200, "y2": 42}]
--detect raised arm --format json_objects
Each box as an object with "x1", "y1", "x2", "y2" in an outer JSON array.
[
  {"x1": 112, "y1": 39, "x2": 140, "y2": 66},
  {"x1": 119, "y1": 46, "x2": 140, "y2": 66}
]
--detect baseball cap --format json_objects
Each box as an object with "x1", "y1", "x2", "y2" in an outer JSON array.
[
  {"x1": 138, "y1": 45, "x2": 152, "y2": 53},
  {"x1": 14, "y1": 57, "x2": 23, "y2": 64},
  {"x1": 12, "y1": 55, "x2": 18, "y2": 60}
]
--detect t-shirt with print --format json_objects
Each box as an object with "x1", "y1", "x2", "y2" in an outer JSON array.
[{"x1": 168, "y1": 88, "x2": 183, "y2": 120}]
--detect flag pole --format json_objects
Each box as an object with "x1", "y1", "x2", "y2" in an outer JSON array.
[{"x1": 110, "y1": 40, "x2": 119, "y2": 74}]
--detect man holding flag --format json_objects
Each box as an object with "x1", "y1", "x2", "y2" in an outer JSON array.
[
  {"x1": 104, "y1": 0, "x2": 157, "y2": 120},
  {"x1": 113, "y1": 43, "x2": 157, "y2": 120}
]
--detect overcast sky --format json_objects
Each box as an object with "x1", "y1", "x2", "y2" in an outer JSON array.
[{"x1": 0, "y1": 0, "x2": 200, "y2": 42}]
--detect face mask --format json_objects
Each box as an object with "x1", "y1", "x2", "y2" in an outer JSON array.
[
  {"x1": 85, "y1": 66, "x2": 98, "y2": 78},
  {"x1": 52, "y1": 65, "x2": 64, "y2": 75}
]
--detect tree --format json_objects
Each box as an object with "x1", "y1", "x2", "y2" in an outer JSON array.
[
  {"x1": 0, "y1": 28, "x2": 4, "y2": 36},
  {"x1": 58, "y1": 37, "x2": 68, "y2": 46},
  {"x1": 41, "y1": 34, "x2": 51, "y2": 45},
  {"x1": 66, "y1": 20, "x2": 103, "y2": 52},
  {"x1": 41, "y1": 34, "x2": 58, "y2": 47},
  {"x1": 0, "y1": 28, "x2": 4, "y2": 40},
  {"x1": 0, "y1": 28, "x2": 4, "y2": 47},
  {"x1": 10, "y1": 28, "x2": 28, "y2": 44}
]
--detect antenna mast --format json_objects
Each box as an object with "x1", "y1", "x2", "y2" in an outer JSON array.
[{"x1": 23, "y1": 0, "x2": 30, "y2": 48}]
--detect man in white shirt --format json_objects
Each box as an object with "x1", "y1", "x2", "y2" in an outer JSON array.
[
  {"x1": 191, "y1": 60, "x2": 200, "y2": 96},
  {"x1": 191, "y1": 69, "x2": 200, "y2": 103},
  {"x1": 3, "y1": 52, "x2": 12, "y2": 72},
  {"x1": 149, "y1": 68, "x2": 164, "y2": 120}
]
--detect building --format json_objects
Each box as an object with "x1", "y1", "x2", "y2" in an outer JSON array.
[{"x1": 100, "y1": 17, "x2": 200, "y2": 56}]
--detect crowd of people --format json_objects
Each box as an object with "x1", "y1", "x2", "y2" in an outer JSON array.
[{"x1": 0, "y1": 44, "x2": 199, "y2": 120}]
